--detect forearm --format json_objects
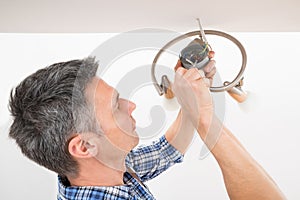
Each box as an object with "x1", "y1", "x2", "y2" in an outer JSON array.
[
  {"x1": 198, "y1": 115, "x2": 286, "y2": 200},
  {"x1": 165, "y1": 109, "x2": 195, "y2": 154}
]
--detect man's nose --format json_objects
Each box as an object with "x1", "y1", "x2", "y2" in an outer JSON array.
[{"x1": 127, "y1": 100, "x2": 136, "y2": 115}]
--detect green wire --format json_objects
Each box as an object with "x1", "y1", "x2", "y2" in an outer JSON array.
[{"x1": 199, "y1": 44, "x2": 208, "y2": 55}]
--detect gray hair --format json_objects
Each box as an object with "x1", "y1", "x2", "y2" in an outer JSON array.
[{"x1": 9, "y1": 57, "x2": 98, "y2": 177}]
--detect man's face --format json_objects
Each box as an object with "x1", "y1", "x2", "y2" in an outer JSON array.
[{"x1": 85, "y1": 77, "x2": 139, "y2": 153}]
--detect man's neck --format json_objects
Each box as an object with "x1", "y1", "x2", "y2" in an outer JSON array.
[{"x1": 68, "y1": 155, "x2": 127, "y2": 187}]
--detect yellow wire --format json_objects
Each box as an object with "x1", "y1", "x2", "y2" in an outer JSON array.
[{"x1": 199, "y1": 44, "x2": 208, "y2": 55}]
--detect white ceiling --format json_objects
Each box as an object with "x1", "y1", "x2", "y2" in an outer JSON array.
[{"x1": 0, "y1": 0, "x2": 299, "y2": 32}]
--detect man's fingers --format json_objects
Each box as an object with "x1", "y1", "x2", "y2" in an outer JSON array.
[
  {"x1": 174, "y1": 59, "x2": 215, "y2": 88},
  {"x1": 203, "y1": 78, "x2": 211, "y2": 87},
  {"x1": 175, "y1": 66, "x2": 187, "y2": 76},
  {"x1": 174, "y1": 60, "x2": 182, "y2": 71},
  {"x1": 205, "y1": 67, "x2": 216, "y2": 78},
  {"x1": 203, "y1": 60, "x2": 216, "y2": 73},
  {"x1": 208, "y1": 51, "x2": 215, "y2": 59},
  {"x1": 207, "y1": 77, "x2": 213, "y2": 87},
  {"x1": 184, "y1": 68, "x2": 202, "y2": 79}
]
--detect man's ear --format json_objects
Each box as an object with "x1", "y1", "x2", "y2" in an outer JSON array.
[{"x1": 68, "y1": 135, "x2": 94, "y2": 158}]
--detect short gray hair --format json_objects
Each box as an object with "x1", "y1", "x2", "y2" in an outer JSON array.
[{"x1": 9, "y1": 57, "x2": 98, "y2": 177}]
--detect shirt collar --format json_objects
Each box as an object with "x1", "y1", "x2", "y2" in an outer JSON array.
[{"x1": 57, "y1": 172, "x2": 149, "y2": 200}]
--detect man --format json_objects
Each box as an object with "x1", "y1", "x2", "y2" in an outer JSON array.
[
  {"x1": 9, "y1": 57, "x2": 285, "y2": 199},
  {"x1": 9, "y1": 57, "x2": 202, "y2": 199}
]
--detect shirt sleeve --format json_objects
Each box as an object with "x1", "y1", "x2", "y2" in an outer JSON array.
[{"x1": 125, "y1": 135, "x2": 184, "y2": 182}]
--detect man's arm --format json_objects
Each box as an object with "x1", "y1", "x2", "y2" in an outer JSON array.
[
  {"x1": 198, "y1": 115, "x2": 286, "y2": 200},
  {"x1": 172, "y1": 65, "x2": 286, "y2": 199},
  {"x1": 165, "y1": 109, "x2": 194, "y2": 154},
  {"x1": 165, "y1": 60, "x2": 216, "y2": 154}
]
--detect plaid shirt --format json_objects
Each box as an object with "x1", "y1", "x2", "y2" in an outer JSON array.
[{"x1": 58, "y1": 136, "x2": 184, "y2": 200}]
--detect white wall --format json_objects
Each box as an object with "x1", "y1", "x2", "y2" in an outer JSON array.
[{"x1": 1, "y1": 32, "x2": 299, "y2": 199}]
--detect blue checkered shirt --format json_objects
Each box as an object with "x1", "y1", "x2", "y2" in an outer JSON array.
[{"x1": 57, "y1": 136, "x2": 184, "y2": 199}]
